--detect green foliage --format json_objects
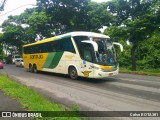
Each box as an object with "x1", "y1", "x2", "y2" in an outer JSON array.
[
  {"x1": 0, "y1": 33, "x2": 5, "y2": 60},
  {"x1": 136, "y1": 32, "x2": 160, "y2": 69},
  {"x1": 71, "y1": 104, "x2": 79, "y2": 111},
  {"x1": 0, "y1": 75, "x2": 81, "y2": 120},
  {"x1": 87, "y1": 2, "x2": 115, "y2": 32},
  {"x1": 104, "y1": 28, "x2": 131, "y2": 67},
  {"x1": 27, "y1": 11, "x2": 52, "y2": 38},
  {"x1": 2, "y1": 23, "x2": 24, "y2": 54},
  {"x1": 106, "y1": 0, "x2": 160, "y2": 70},
  {"x1": 0, "y1": 75, "x2": 65, "y2": 111},
  {"x1": 0, "y1": 0, "x2": 160, "y2": 71},
  {"x1": 120, "y1": 67, "x2": 160, "y2": 76},
  {"x1": 37, "y1": 0, "x2": 91, "y2": 33},
  {"x1": 1, "y1": 8, "x2": 37, "y2": 54},
  {"x1": 116, "y1": 40, "x2": 131, "y2": 67},
  {"x1": 104, "y1": 26, "x2": 128, "y2": 41}
]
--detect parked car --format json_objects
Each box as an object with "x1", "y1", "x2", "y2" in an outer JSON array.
[
  {"x1": 15, "y1": 59, "x2": 24, "y2": 67},
  {"x1": 0, "y1": 61, "x2": 4, "y2": 69},
  {"x1": 12, "y1": 55, "x2": 21, "y2": 64}
]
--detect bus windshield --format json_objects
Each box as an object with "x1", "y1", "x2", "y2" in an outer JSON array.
[
  {"x1": 93, "y1": 38, "x2": 117, "y2": 66},
  {"x1": 73, "y1": 36, "x2": 117, "y2": 66}
]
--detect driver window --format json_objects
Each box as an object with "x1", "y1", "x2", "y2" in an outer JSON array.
[{"x1": 82, "y1": 44, "x2": 93, "y2": 62}]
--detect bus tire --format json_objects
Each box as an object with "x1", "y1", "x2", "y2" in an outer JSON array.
[
  {"x1": 33, "y1": 64, "x2": 38, "y2": 73},
  {"x1": 69, "y1": 67, "x2": 78, "y2": 80},
  {"x1": 29, "y1": 64, "x2": 33, "y2": 72}
]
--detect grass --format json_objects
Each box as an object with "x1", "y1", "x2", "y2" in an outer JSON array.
[
  {"x1": 120, "y1": 67, "x2": 160, "y2": 76},
  {"x1": 0, "y1": 74, "x2": 82, "y2": 120}
]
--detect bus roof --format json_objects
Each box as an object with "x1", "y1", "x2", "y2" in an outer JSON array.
[
  {"x1": 71, "y1": 31, "x2": 109, "y2": 38},
  {"x1": 23, "y1": 31, "x2": 110, "y2": 47}
]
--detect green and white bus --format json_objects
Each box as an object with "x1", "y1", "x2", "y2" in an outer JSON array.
[{"x1": 23, "y1": 31, "x2": 123, "y2": 79}]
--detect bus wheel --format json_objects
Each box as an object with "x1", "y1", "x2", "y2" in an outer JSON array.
[
  {"x1": 29, "y1": 64, "x2": 33, "y2": 72},
  {"x1": 69, "y1": 67, "x2": 78, "y2": 80},
  {"x1": 33, "y1": 64, "x2": 38, "y2": 73}
]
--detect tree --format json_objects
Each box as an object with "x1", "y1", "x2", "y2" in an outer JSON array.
[
  {"x1": 105, "y1": 0, "x2": 159, "y2": 70},
  {"x1": 36, "y1": 0, "x2": 91, "y2": 34},
  {"x1": 136, "y1": 31, "x2": 160, "y2": 69},
  {"x1": 27, "y1": 11, "x2": 52, "y2": 39},
  {"x1": 87, "y1": 2, "x2": 115, "y2": 32},
  {"x1": 1, "y1": 13, "x2": 30, "y2": 54},
  {"x1": 2, "y1": 24, "x2": 24, "y2": 54},
  {"x1": 0, "y1": 33, "x2": 4, "y2": 59},
  {"x1": 1, "y1": 8, "x2": 47, "y2": 54}
]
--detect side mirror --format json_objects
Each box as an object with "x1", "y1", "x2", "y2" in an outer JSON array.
[{"x1": 113, "y1": 42, "x2": 123, "y2": 52}]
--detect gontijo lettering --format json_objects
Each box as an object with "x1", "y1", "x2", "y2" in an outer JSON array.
[{"x1": 30, "y1": 55, "x2": 43, "y2": 59}]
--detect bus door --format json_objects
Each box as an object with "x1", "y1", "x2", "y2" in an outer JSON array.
[{"x1": 80, "y1": 43, "x2": 94, "y2": 78}]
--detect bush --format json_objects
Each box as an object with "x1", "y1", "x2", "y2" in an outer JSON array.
[{"x1": 136, "y1": 32, "x2": 160, "y2": 69}]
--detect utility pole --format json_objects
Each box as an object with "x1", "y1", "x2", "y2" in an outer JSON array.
[{"x1": 0, "y1": 0, "x2": 7, "y2": 11}]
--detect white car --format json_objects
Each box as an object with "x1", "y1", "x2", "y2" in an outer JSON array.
[
  {"x1": 12, "y1": 55, "x2": 21, "y2": 64},
  {"x1": 15, "y1": 59, "x2": 24, "y2": 67}
]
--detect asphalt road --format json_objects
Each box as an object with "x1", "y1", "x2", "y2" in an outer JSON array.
[{"x1": 0, "y1": 64, "x2": 160, "y2": 119}]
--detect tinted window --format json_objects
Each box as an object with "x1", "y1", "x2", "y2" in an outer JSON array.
[
  {"x1": 24, "y1": 37, "x2": 75, "y2": 54},
  {"x1": 62, "y1": 38, "x2": 75, "y2": 53},
  {"x1": 73, "y1": 36, "x2": 89, "y2": 57},
  {"x1": 82, "y1": 43, "x2": 94, "y2": 62}
]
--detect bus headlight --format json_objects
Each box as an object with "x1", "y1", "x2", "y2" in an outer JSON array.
[
  {"x1": 100, "y1": 65, "x2": 112, "y2": 71},
  {"x1": 99, "y1": 65, "x2": 118, "y2": 72}
]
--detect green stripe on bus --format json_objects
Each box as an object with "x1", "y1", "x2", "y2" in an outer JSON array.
[{"x1": 43, "y1": 52, "x2": 64, "y2": 69}]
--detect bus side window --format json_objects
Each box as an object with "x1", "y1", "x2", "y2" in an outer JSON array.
[
  {"x1": 24, "y1": 47, "x2": 28, "y2": 54},
  {"x1": 43, "y1": 43, "x2": 49, "y2": 53},
  {"x1": 48, "y1": 42, "x2": 55, "y2": 52},
  {"x1": 37, "y1": 45, "x2": 41, "y2": 53},
  {"x1": 30, "y1": 46, "x2": 34, "y2": 54},
  {"x1": 55, "y1": 41, "x2": 61, "y2": 52},
  {"x1": 62, "y1": 38, "x2": 75, "y2": 53}
]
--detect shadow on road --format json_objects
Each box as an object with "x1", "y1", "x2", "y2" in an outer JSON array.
[{"x1": 36, "y1": 71, "x2": 118, "y2": 84}]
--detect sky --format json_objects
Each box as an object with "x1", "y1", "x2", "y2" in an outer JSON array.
[
  {"x1": 0, "y1": 0, "x2": 37, "y2": 25},
  {"x1": 0, "y1": 0, "x2": 111, "y2": 26}
]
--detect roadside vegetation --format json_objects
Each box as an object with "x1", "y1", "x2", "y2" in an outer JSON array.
[
  {"x1": 0, "y1": 0, "x2": 160, "y2": 73},
  {"x1": 117, "y1": 33, "x2": 160, "y2": 76},
  {"x1": 0, "y1": 74, "x2": 82, "y2": 120},
  {"x1": 120, "y1": 68, "x2": 160, "y2": 76}
]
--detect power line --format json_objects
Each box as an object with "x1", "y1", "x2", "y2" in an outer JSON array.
[{"x1": 0, "y1": 4, "x2": 36, "y2": 17}]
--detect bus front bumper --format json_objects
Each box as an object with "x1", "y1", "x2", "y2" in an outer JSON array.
[{"x1": 93, "y1": 68, "x2": 119, "y2": 79}]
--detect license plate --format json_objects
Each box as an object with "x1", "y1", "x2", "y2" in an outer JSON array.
[{"x1": 109, "y1": 73, "x2": 113, "y2": 76}]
